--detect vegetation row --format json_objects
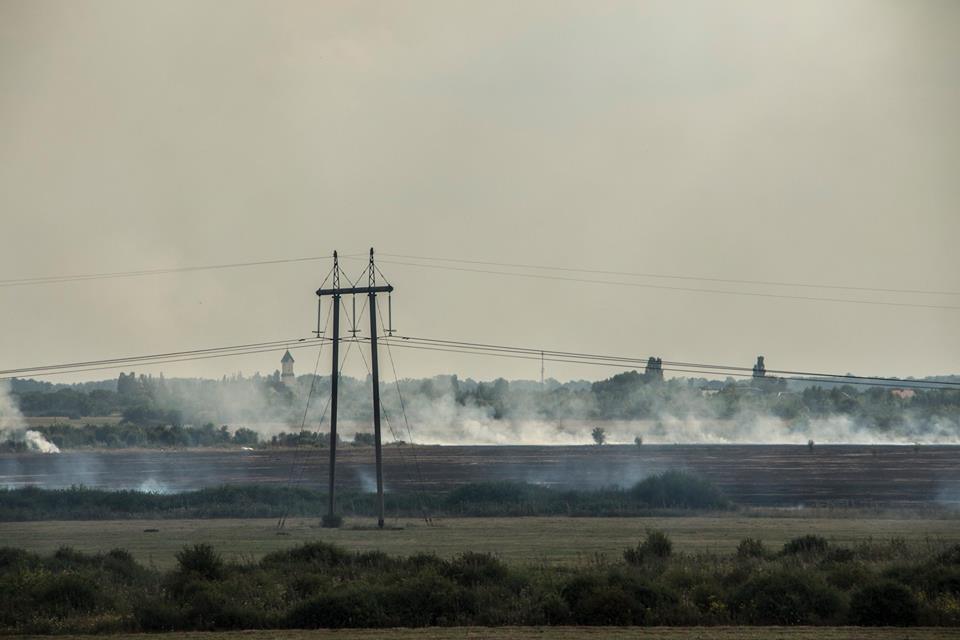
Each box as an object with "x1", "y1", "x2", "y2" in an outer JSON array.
[
  {"x1": 0, "y1": 471, "x2": 729, "y2": 521},
  {"x1": 2, "y1": 532, "x2": 959, "y2": 634}
]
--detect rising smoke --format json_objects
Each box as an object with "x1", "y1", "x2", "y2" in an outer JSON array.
[{"x1": 0, "y1": 380, "x2": 59, "y2": 453}]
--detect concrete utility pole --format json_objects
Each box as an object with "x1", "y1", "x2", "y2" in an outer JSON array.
[
  {"x1": 316, "y1": 248, "x2": 393, "y2": 529},
  {"x1": 367, "y1": 250, "x2": 385, "y2": 528},
  {"x1": 325, "y1": 252, "x2": 341, "y2": 526}
]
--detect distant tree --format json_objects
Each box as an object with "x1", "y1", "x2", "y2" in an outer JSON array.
[
  {"x1": 232, "y1": 427, "x2": 259, "y2": 446},
  {"x1": 591, "y1": 427, "x2": 606, "y2": 446},
  {"x1": 353, "y1": 432, "x2": 375, "y2": 446},
  {"x1": 634, "y1": 435, "x2": 643, "y2": 447}
]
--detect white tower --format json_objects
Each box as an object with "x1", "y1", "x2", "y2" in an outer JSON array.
[{"x1": 280, "y1": 350, "x2": 295, "y2": 387}]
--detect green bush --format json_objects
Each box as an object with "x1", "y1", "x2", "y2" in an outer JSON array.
[
  {"x1": 729, "y1": 569, "x2": 844, "y2": 624},
  {"x1": 262, "y1": 541, "x2": 350, "y2": 568},
  {"x1": 737, "y1": 538, "x2": 766, "y2": 559},
  {"x1": 783, "y1": 534, "x2": 829, "y2": 556},
  {"x1": 286, "y1": 588, "x2": 384, "y2": 628},
  {"x1": 624, "y1": 530, "x2": 673, "y2": 565},
  {"x1": 175, "y1": 544, "x2": 223, "y2": 580},
  {"x1": 630, "y1": 471, "x2": 729, "y2": 509},
  {"x1": 35, "y1": 573, "x2": 101, "y2": 613},
  {"x1": 850, "y1": 580, "x2": 919, "y2": 626},
  {"x1": 573, "y1": 585, "x2": 640, "y2": 625}
]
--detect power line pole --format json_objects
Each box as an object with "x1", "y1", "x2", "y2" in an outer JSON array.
[
  {"x1": 324, "y1": 252, "x2": 341, "y2": 527},
  {"x1": 316, "y1": 248, "x2": 393, "y2": 529},
  {"x1": 367, "y1": 249, "x2": 385, "y2": 528}
]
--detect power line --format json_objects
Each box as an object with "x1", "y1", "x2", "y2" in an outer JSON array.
[
  {"x1": 380, "y1": 252, "x2": 960, "y2": 297},
  {"x1": 3, "y1": 331, "x2": 956, "y2": 391},
  {"x1": 350, "y1": 257, "x2": 960, "y2": 311},
  {"x1": 373, "y1": 338, "x2": 959, "y2": 391},
  {"x1": 0, "y1": 254, "x2": 364, "y2": 288},
  {"x1": 0, "y1": 336, "x2": 323, "y2": 377},
  {"x1": 392, "y1": 335, "x2": 960, "y2": 389}
]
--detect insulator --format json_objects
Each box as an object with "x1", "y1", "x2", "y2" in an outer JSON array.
[
  {"x1": 316, "y1": 297, "x2": 322, "y2": 336},
  {"x1": 388, "y1": 293, "x2": 394, "y2": 335}
]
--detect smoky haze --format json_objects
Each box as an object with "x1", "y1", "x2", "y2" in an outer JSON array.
[{"x1": 0, "y1": 0, "x2": 958, "y2": 384}]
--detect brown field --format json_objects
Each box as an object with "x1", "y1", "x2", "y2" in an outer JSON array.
[
  {"x1": 15, "y1": 627, "x2": 960, "y2": 640},
  {"x1": 3, "y1": 444, "x2": 959, "y2": 507},
  {"x1": 4, "y1": 514, "x2": 958, "y2": 569}
]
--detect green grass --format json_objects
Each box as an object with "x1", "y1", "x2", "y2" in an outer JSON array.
[
  {"x1": 3, "y1": 514, "x2": 958, "y2": 569},
  {"x1": 15, "y1": 627, "x2": 960, "y2": 639}
]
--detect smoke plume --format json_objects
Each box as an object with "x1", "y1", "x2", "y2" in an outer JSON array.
[{"x1": 0, "y1": 380, "x2": 59, "y2": 453}]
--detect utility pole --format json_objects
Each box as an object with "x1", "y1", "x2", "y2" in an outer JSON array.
[
  {"x1": 316, "y1": 248, "x2": 393, "y2": 529},
  {"x1": 324, "y1": 252, "x2": 341, "y2": 527},
  {"x1": 367, "y1": 249, "x2": 385, "y2": 528}
]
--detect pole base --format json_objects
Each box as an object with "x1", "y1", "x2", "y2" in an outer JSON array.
[{"x1": 321, "y1": 514, "x2": 343, "y2": 528}]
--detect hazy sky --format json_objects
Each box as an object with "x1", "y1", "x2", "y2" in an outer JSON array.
[{"x1": 1, "y1": 0, "x2": 958, "y2": 384}]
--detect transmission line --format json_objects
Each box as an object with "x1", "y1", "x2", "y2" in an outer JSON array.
[
  {"x1": 353, "y1": 257, "x2": 960, "y2": 311},
  {"x1": 0, "y1": 253, "x2": 362, "y2": 288},
  {"x1": 379, "y1": 252, "x2": 960, "y2": 297}
]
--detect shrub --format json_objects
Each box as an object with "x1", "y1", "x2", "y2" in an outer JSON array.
[
  {"x1": 729, "y1": 569, "x2": 844, "y2": 624},
  {"x1": 937, "y1": 544, "x2": 960, "y2": 566},
  {"x1": 825, "y1": 561, "x2": 873, "y2": 591},
  {"x1": 783, "y1": 534, "x2": 829, "y2": 556},
  {"x1": 737, "y1": 538, "x2": 766, "y2": 559},
  {"x1": 135, "y1": 600, "x2": 185, "y2": 631},
  {"x1": 175, "y1": 544, "x2": 223, "y2": 580},
  {"x1": 380, "y1": 570, "x2": 470, "y2": 625},
  {"x1": 262, "y1": 541, "x2": 350, "y2": 568},
  {"x1": 574, "y1": 585, "x2": 640, "y2": 625},
  {"x1": 624, "y1": 530, "x2": 673, "y2": 565},
  {"x1": 446, "y1": 552, "x2": 509, "y2": 587},
  {"x1": 850, "y1": 580, "x2": 919, "y2": 626},
  {"x1": 286, "y1": 588, "x2": 383, "y2": 628},
  {"x1": 35, "y1": 574, "x2": 100, "y2": 613},
  {"x1": 630, "y1": 471, "x2": 728, "y2": 509}
]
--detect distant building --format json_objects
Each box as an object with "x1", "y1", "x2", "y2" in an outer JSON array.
[
  {"x1": 891, "y1": 388, "x2": 915, "y2": 400},
  {"x1": 281, "y1": 350, "x2": 295, "y2": 388},
  {"x1": 645, "y1": 357, "x2": 664, "y2": 381},
  {"x1": 752, "y1": 356, "x2": 766, "y2": 378}
]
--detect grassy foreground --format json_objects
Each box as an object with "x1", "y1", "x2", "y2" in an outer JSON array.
[
  {"x1": 3, "y1": 515, "x2": 959, "y2": 568},
  {"x1": 14, "y1": 627, "x2": 960, "y2": 639}
]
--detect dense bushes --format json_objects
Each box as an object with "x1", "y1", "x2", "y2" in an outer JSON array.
[
  {"x1": 0, "y1": 472, "x2": 731, "y2": 521},
  {"x1": 850, "y1": 580, "x2": 919, "y2": 626},
  {"x1": 2, "y1": 534, "x2": 960, "y2": 633},
  {"x1": 630, "y1": 470, "x2": 729, "y2": 509},
  {"x1": 729, "y1": 570, "x2": 844, "y2": 624},
  {"x1": 21, "y1": 422, "x2": 259, "y2": 450}
]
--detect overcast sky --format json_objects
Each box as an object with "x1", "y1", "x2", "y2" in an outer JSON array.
[{"x1": 1, "y1": 0, "x2": 958, "y2": 384}]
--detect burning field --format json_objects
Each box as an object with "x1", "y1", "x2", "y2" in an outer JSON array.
[{"x1": 3, "y1": 443, "x2": 958, "y2": 507}]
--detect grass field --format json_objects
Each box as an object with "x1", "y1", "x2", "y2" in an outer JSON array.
[
  {"x1": 16, "y1": 627, "x2": 960, "y2": 639},
  {"x1": 4, "y1": 514, "x2": 958, "y2": 568}
]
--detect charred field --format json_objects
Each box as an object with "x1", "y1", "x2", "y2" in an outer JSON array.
[{"x1": 3, "y1": 443, "x2": 959, "y2": 508}]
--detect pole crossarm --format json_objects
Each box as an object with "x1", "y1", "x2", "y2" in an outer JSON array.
[{"x1": 316, "y1": 285, "x2": 394, "y2": 297}]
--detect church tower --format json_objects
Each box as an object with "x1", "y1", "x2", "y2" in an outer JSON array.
[{"x1": 280, "y1": 350, "x2": 295, "y2": 387}]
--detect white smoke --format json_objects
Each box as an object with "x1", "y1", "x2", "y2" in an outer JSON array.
[
  {"x1": 373, "y1": 383, "x2": 960, "y2": 445},
  {"x1": 0, "y1": 380, "x2": 60, "y2": 453}
]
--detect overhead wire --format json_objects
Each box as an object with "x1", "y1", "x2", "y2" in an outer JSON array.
[
  {"x1": 0, "y1": 253, "x2": 363, "y2": 288},
  {"x1": 348, "y1": 257, "x2": 960, "y2": 311},
  {"x1": 378, "y1": 252, "x2": 960, "y2": 298},
  {"x1": 390, "y1": 335, "x2": 960, "y2": 389}
]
